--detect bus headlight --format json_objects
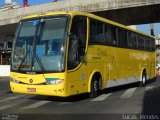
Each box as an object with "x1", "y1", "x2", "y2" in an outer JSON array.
[
  {"x1": 10, "y1": 78, "x2": 20, "y2": 83},
  {"x1": 46, "y1": 78, "x2": 64, "y2": 85}
]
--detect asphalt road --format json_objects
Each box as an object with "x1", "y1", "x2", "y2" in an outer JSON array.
[{"x1": 0, "y1": 77, "x2": 160, "y2": 120}]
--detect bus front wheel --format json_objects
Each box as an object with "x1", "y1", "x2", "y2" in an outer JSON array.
[{"x1": 89, "y1": 75, "x2": 101, "y2": 98}]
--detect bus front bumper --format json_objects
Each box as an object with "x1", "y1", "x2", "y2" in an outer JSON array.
[{"x1": 10, "y1": 81, "x2": 69, "y2": 97}]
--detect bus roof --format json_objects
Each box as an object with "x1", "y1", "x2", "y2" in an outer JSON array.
[{"x1": 22, "y1": 11, "x2": 154, "y2": 38}]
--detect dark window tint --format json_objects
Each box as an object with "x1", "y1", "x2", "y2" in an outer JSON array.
[
  {"x1": 90, "y1": 19, "x2": 118, "y2": 45},
  {"x1": 89, "y1": 18, "x2": 155, "y2": 52},
  {"x1": 118, "y1": 28, "x2": 128, "y2": 47},
  {"x1": 137, "y1": 35, "x2": 145, "y2": 50},
  {"x1": 68, "y1": 16, "x2": 87, "y2": 70},
  {"x1": 151, "y1": 38, "x2": 156, "y2": 51},
  {"x1": 107, "y1": 25, "x2": 117, "y2": 45},
  {"x1": 90, "y1": 19, "x2": 105, "y2": 44},
  {"x1": 104, "y1": 24, "x2": 112, "y2": 45},
  {"x1": 128, "y1": 32, "x2": 137, "y2": 48},
  {"x1": 145, "y1": 37, "x2": 151, "y2": 51}
]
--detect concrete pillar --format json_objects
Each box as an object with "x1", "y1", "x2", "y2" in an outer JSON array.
[{"x1": 150, "y1": 23, "x2": 154, "y2": 36}]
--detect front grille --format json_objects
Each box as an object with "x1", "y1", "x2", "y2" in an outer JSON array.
[{"x1": 19, "y1": 81, "x2": 47, "y2": 85}]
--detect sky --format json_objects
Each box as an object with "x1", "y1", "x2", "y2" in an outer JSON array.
[
  {"x1": 0, "y1": 0, "x2": 160, "y2": 37},
  {"x1": 0, "y1": 0, "x2": 53, "y2": 6},
  {"x1": 137, "y1": 23, "x2": 160, "y2": 37}
]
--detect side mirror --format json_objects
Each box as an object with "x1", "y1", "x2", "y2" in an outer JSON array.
[
  {"x1": 68, "y1": 33, "x2": 76, "y2": 40},
  {"x1": 80, "y1": 46, "x2": 85, "y2": 56},
  {"x1": 80, "y1": 53, "x2": 87, "y2": 64}
]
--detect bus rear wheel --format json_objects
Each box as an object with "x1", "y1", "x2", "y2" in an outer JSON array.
[
  {"x1": 139, "y1": 71, "x2": 146, "y2": 87},
  {"x1": 89, "y1": 76, "x2": 100, "y2": 98}
]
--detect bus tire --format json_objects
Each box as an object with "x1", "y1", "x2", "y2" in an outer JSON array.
[
  {"x1": 139, "y1": 70, "x2": 146, "y2": 87},
  {"x1": 89, "y1": 75, "x2": 100, "y2": 98}
]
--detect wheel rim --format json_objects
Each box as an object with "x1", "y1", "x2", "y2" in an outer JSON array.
[
  {"x1": 142, "y1": 74, "x2": 146, "y2": 84},
  {"x1": 93, "y1": 80, "x2": 98, "y2": 92}
]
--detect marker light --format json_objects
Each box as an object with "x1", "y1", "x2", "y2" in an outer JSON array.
[
  {"x1": 10, "y1": 78, "x2": 20, "y2": 83},
  {"x1": 46, "y1": 78, "x2": 64, "y2": 85}
]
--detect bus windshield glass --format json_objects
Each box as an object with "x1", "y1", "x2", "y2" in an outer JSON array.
[{"x1": 11, "y1": 16, "x2": 68, "y2": 73}]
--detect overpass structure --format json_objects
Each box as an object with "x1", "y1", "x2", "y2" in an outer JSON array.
[
  {"x1": 0, "y1": 0, "x2": 160, "y2": 76},
  {"x1": 0, "y1": 0, "x2": 160, "y2": 26},
  {"x1": 0, "y1": 0, "x2": 160, "y2": 39},
  {"x1": 1, "y1": 0, "x2": 160, "y2": 41}
]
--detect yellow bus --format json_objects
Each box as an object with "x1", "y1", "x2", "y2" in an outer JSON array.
[{"x1": 10, "y1": 11, "x2": 156, "y2": 97}]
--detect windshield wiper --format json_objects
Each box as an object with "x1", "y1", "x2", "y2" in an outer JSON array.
[
  {"x1": 18, "y1": 50, "x2": 29, "y2": 71},
  {"x1": 34, "y1": 53, "x2": 46, "y2": 73}
]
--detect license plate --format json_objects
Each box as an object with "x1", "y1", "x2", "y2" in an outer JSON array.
[{"x1": 27, "y1": 88, "x2": 36, "y2": 92}]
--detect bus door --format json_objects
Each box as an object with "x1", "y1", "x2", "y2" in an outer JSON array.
[{"x1": 67, "y1": 16, "x2": 88, "y2": 95}]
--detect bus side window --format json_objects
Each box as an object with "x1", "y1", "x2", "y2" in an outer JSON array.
[
  {"x1": 137, "y1": 35, "x2": 145, "y2": 50},
  {"x1": 104, "y1": 24, "x2": 117, "y2": 45},
  {"x1": 89, "y1": 19, "x2": 105, "y2": 44},
  {"x1": 128, "y1": 32, "x2": 137, "y2": 49},
  {"x1": 90, "y1": 19, "x2": 97, "y2": 43},
  {"x1": 118, "y1": 28, "x2": 128, "y2": 47},
  {"x1": 68, "y1": 16, "x2": 87, "y2": 70},
  {"x1": 110, "y1": 25, "x2": 117, "y2": 45},
  {"x1": 104, "y1": 24, "x2": 113, "y2": 45},
  {"x1": 145, "y1": 37, "x2": 151, "y2": 51},
  {"x1": 151, "y1": 38, "x2": 156, "y2": 51}
]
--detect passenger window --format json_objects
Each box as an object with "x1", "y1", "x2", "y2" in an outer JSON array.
[
  {"x1": 137, "y1": 35, "x2": 145, "y2": 50},
  {"x1": 104, "y1": 24, "x2": 112, "y2": 45},
  {"x1": 151, "y1": 38, "x2": 156, "y2": 51},
  {"x1": 145, "y1": 37, "x2": 151, "y2": 51},
  {"x1": 89, "y1": 19, "x2": 118, "y2": 46},
  {"x1": 109, "y1": 25, "x2": 117, "y2": 45},
  {"x1": 90, "y1": 19, "x2": 105, "y2": 44},
  {"x1": 128, "y1": 32, "x2": 137, "y2": 48},
  {"x1": 118, "y1": 28, "x2": 128, "y2": 47}
]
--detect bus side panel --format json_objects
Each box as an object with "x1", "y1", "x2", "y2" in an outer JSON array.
[
  {"x1": 87, "y1": 45, "x2": 156, "y2": 89},
  {"x1": 66, "y1": 64, "x2": 88, "y2": 96}
]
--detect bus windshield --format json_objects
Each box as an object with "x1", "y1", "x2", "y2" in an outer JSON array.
[{"x1": 11, "y1": 16, "x2": 68, "y2": 73}]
